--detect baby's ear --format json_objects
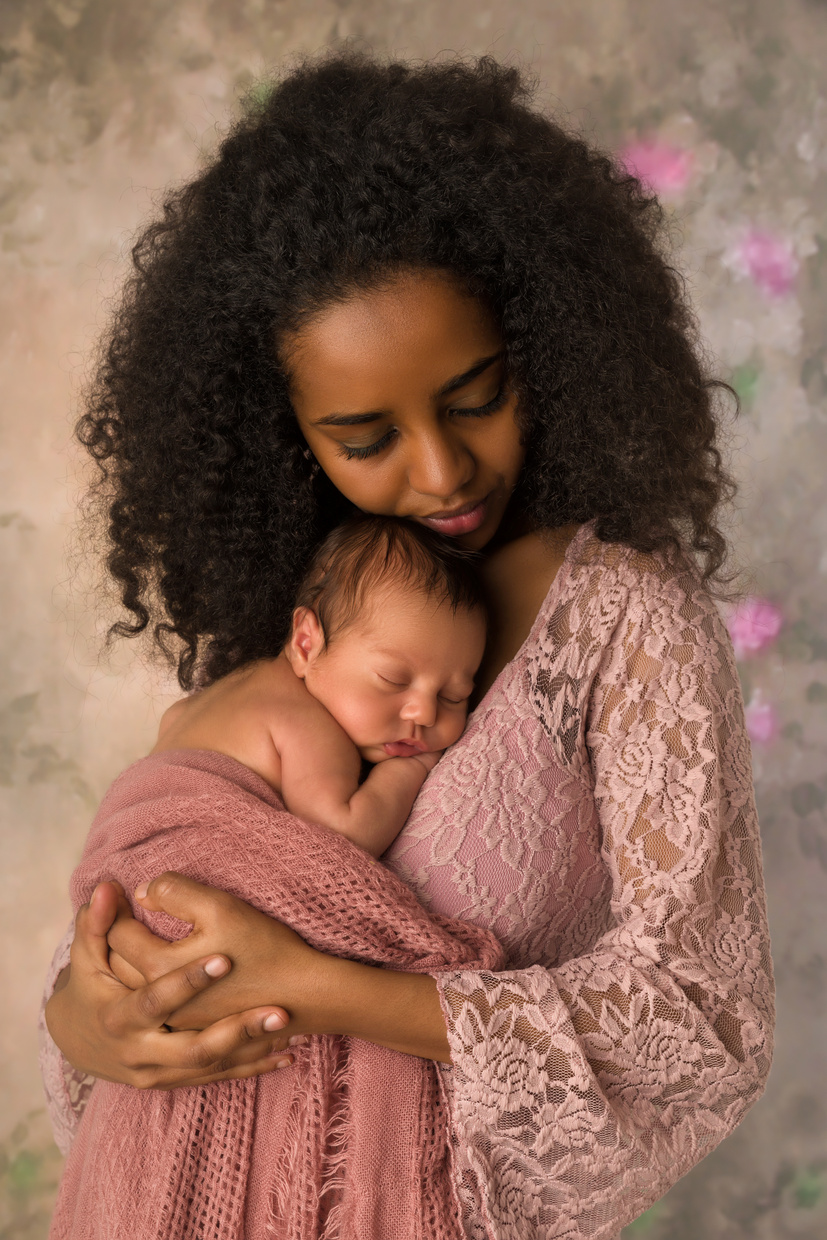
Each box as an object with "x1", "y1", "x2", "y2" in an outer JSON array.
[{"x1": 286, "y1": 607, "x2": 325, "y2": 676}]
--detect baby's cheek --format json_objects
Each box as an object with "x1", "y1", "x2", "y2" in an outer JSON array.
[{"x1": 446, "y1": 715, "x2": 468, "y2": 746}]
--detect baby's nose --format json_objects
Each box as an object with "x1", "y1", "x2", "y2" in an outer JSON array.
[{"x1": 401, "y1": 693, "x2": 438, "y2": 730}]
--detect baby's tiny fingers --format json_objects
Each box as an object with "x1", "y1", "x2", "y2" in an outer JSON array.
[
  {"x1": 415, "y1": 749, "x2": 444, "y2": 774},
  {"x1": 288, "y1": 1035, "x2": 309, "y2": 1047}
]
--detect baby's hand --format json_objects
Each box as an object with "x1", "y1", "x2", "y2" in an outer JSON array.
[{"x1": 412, "y1": 749, "x2": 443, "y2": 775}]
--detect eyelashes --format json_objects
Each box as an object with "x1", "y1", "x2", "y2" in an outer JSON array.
[
  {"x1": 452, "y1": 388, "x2": 509, "y2": 419},
  {"x1": 336, "y1": 388, "x2": 509, "y2": 462},
  {"x1": 378, "y1": 674, "x2": 469, "y2": 706},
  {"x1": 339, "y1": 431, "x2": 395, "y2": 462}
]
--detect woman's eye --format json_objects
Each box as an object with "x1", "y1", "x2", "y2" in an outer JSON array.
[
  {"x1": 336, "y1": 388, "x2": 508, "y2": 462},
  {"x1": 449, "y1": 387, "x2": 508, "y2": 419},
  {"x1": 338, "y1": 429, "x2": 397, "y2": 461}
]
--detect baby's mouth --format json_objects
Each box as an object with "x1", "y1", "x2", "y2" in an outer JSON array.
[{"x1": 382, "y1": 739, "x2": 428, "y2": 758}]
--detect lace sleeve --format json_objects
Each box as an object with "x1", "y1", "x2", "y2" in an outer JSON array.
[
  {"x1": 434, "y1": 550, "x2": 775, "y2": 1239},
  {"x1": 37, "y1": 925, "x2": 95, "y2": 1156}
]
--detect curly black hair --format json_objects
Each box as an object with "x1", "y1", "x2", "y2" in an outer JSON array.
[{"x1": 78, "y1": 51, "x2": 736, "y2": 690}]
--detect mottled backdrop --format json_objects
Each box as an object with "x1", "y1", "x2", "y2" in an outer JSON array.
[{"x1": 1, "y1": 1, "x2": 825, "y2": 1236}]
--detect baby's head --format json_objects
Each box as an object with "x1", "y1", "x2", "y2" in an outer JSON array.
[{"x1": 285, "y1": 516, "x2": 487, "y2": 763}]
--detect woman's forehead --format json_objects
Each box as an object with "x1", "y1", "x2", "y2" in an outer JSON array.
[{"x1": 284, "y1": 272, "x2": 500, "y2": 402}]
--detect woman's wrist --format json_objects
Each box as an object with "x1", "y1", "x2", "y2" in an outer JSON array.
[{"x1": 313, "y1": 952, "x2": 451, "y2": 1063}]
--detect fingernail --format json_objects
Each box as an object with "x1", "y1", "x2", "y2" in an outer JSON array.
[
  {"x1": 204, "y1": 956, "x2": 229, "y2": 978},
  {"x1": 275, "y1": 1057, "x2": 291, "y2": 1069},
  {"x1": 134, "y1": 882, "x2": 149, "y2": 900},
  {"x1": 288, "y1": 1035, "x2": 308, "y2": 1047},
  {"x1": 263, "y1": 1013, "x2": 285, "y2": 1031}
]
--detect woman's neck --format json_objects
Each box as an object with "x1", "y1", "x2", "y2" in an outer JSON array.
[{"x1": 473, "y1": 524, "x2": 580, "y2": 699}]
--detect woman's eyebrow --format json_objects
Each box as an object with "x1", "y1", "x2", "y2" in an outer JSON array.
[
  {"x1": 434, "y1": 352, "x2": 502, "y2": 398},
  {"x1": 312, "y1": 352, "x2": 503, "y2": 427},
  {"x1": 314, "y1": 411, "x2": 384, "y2": 427}
]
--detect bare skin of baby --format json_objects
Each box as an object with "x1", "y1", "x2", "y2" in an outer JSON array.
[{"x1": 151, "y1": 582, "x2": 487, "y2": 859}]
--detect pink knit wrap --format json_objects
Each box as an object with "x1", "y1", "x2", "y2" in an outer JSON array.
[{"x1": 50, "y1": 749, "x2": 504, "y2": 1240}]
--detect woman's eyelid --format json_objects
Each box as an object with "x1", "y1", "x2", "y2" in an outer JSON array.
[
  {"x1": 447, "y1": 385, "x2": 508, "y2": 418},
  {"x1": 337, "y1": 429, "x2": 396, "y2": 461},
  {"x1": 334, "y1": 382, "x2": 509, "y2": 461}
]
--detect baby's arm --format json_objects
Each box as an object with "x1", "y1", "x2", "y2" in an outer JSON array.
[{"x1": 278, "y1": 700, "x2": 435, "y2": 857}]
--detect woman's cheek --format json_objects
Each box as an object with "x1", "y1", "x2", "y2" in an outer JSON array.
[{"x1": 313, "y1": 453, "x2": 397, "y2": 517}]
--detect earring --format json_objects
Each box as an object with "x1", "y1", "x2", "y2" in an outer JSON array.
[{"x1": 302, "y1": 446, "x2": 321, "y2": 479}]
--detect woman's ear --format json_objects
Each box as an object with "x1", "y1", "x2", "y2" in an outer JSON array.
[{"x1": 286, "y1": 607, "x2": 326, "y2": 678}]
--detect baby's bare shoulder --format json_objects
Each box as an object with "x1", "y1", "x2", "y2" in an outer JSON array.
[{"x1": 154, "y1": 656, "x2": 307, "y2": 750}]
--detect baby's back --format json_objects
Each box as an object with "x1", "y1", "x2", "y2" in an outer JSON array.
[{"x1": 153, "y1": 655, "x2": 312, "y2": 793}]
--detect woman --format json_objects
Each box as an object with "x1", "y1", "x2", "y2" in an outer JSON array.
[{"x1": 42, "y1": 53, "x2": 774, "y2": 1237}]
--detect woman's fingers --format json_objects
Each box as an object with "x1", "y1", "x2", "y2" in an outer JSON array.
[
  {"x1": 128, "y1": 1010, "x2": 298, "y2": 1089},
  {"x1": 107, "y1": 914, "x2": 181, "y2": 983},
  {"x1": 72, "y1": 882, "x2": 126, "y2": 975},
  {"x1": 109, "y1": 954, "x2": 237, "y2": 1033},
  {"x1": 134, "y1": 871, "x2": 233, "y2": 926},
  {"x1": 108, "y1": 948, "x2": 148, "y2": 990},
  {"x1": 88, "y1": 881, "x2": 126, "y2": 932},
  {"x1": 177, "y1": 1050, "x2": 295, "y2": 1087}
]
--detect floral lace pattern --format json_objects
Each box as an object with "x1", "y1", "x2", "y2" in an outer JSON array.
[
  {"x1": 384, "y1": 525, "x2": 774, "y2": 1238},
  {"x1": 40, "y1": 525, "x2": 774, "y2": 1237}
]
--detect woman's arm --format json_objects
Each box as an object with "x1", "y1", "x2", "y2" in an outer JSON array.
[
  {"x1": 44, "y1": 882, "x2": 298, "y2": 1091},
  {"x1": 45, "y1": 864, "x2": 454, "y2": 1105},
  {"x1": 44, "y1": 747, "x2": 498, "y2": 1102},
  {"x1": 107, "y1": 872, "x2": 452, "y2": 1062},
  {"x1": 420, "y1": 558, "x2": 775, "y2": 1236}
]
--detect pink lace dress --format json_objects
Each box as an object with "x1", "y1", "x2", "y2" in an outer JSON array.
[{"x1": 39, "y1": 523, "x2": 775, "y2": 1239}]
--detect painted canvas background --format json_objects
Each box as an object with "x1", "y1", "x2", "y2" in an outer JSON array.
[{"x1": 1, "y1": 1, "x2": 825, "y2": 1236}]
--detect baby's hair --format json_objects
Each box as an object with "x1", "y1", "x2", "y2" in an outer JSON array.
[{"x1": 293, "y1": 515, "x2": 485, "y2": 646}]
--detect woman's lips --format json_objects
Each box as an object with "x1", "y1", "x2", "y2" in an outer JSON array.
[
  {"x1": 418, "y1": 496, "x2": 488, "y2": 537},
  {"x1": 383, "y1": 739, "x2": 429, "y2": 758}
]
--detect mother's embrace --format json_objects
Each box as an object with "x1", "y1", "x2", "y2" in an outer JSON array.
[{"x1": 42, "y1": 52, "x2": 774, "y2": 1239}]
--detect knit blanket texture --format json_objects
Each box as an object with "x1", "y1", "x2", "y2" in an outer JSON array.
[{"x1": 50, "y1": 749, "x2": 504, "y2": 1240}]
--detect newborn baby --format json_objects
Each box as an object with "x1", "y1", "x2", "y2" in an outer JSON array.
[{"x1": 153, "y1": 515, "x2": 487, "y2": 857}]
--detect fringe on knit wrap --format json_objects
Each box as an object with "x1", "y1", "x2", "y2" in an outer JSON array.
[{"x1": 51, "y1": 750, "x2": 504, "y2": 1240}]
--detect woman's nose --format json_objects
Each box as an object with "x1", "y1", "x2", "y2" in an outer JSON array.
[
  {"x1": 400, "y1": 692, "x2": 438, "y2": 730},
  {"x1": 406, "y1": 431, "x2": 474, "y2": 501}
]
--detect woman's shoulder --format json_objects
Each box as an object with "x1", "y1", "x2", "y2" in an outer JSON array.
[
  {"x1": 525, "y1": 523, "x2": 735, "y2": 760},
  {"x1": 550, "y1": 522, "x2": 728, "y2": 651}
]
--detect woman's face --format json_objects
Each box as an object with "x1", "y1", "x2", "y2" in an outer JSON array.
[{"x1": 284, "y1": 270, "x2": 525, "y2": 550}]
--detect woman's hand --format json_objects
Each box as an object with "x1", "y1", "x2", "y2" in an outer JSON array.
[
  {"x1": 44, "y1": 882, "x2": 297, "y2": 1089},
  {"x1": 108, "y1": 872, "x2": 326, "y2": 1038},
  {"x1": 108, "y1": 871, "x2": 453, "y2": 1063}
]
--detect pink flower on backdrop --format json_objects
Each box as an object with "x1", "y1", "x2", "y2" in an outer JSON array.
[
  {"x1": 731, "y1": 228, "x2": 798, "y2": 298},
  {"x1": 727, "y1": 597, "x2": 783, "y2": 660},
  {"x1": 619, "y1": 140, "x2": 694, "y2": 197},
  {"x1": 744, "y1": 690, "x2": 778, "y2": 745}
]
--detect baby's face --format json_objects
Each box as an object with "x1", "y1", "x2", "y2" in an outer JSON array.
[{"x1": 292, "y1": 586, "x2": 486, "y2": 764}]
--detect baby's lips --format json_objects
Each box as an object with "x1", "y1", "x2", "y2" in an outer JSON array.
[{"x1": 383, "y1": 739, "x2": 428, "y2": 758}]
